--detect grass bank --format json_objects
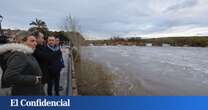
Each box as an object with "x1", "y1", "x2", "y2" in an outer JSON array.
[{"x1": 74, "y1": 57, "x2": 115, "y2": 95}]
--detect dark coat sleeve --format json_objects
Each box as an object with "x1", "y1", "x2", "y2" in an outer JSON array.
[
  {"x1": 56, "y1": 49, "x2": 65, "y2": 68},
  {"x1": 33, "y1": 48, "x2": 54, "y2": 61},
  {"x1": 2, "y1": 53, "x2": 36, "y2": 86}
]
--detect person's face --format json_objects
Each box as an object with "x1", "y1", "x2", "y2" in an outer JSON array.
[
  {"x1": 47, "y1": 36, "x2": 55, "y2": 46},
  {"x1": 36, "y1": 33, "x2": 44, "y2": 45},
  {"x1": 24, "y1": 36, "x2": 37, "y2": 49},
  {"x1": 55, "y1": 38, "x2": 60, "y2": 45}
]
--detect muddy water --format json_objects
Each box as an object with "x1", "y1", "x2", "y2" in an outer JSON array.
[{"x1": 81, "y1": 46, "x2": 208, "y2": 95}]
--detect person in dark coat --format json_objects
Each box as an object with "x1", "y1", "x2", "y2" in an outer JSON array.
[
  {"x1": 46, "y1": 36, "x2": 64, "y2": 96},
  {"x1": 55, "y1": 37, "x2": 65, "y2": 91},
  {"x1": 0, "y1": 31, "x2": 45, "y2": 96},
  {"x1": 32, "y1": 32, "x2": 52, "y2": 84}
]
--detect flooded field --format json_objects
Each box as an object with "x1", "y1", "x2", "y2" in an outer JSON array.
[{"x1": 81, "y1": 46, "x2": 208, "y2": 95}]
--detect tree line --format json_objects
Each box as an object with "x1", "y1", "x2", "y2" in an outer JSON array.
[
  {"x1": 29, "y1": 18, "x2": 84, "y2": 45},
  {"x1": 1, "y1": 16, "x2": 85, "y2": 46},
  {"x1": 86, "y1": 36, "x2": 208, "y2": 47}
]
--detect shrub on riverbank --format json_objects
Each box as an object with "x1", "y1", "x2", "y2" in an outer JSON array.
[{"x1": 75, "y1": 59, "x2": 115, "y2": 95}]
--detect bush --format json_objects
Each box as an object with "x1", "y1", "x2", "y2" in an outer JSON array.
[{"x1": 75, "y1": 59, "x2": 115, "y2": 95}]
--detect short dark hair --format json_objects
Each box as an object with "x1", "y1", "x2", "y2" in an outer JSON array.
[
  {"x1": 32, "y1": 31, "x2": 43, "y2": 38},
  {"x1": 55, "y1": 36, "x2": 60, "y2": 39},
  {"x1": 47, "y1": 36, "x2": 55, "y2": 40}
]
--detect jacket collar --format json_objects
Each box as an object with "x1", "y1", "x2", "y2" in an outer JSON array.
[{"x1": 0, "y1": 43, "x2": 34, "y2": 55}]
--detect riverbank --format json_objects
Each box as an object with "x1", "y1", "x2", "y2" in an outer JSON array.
[
  {"x1": 86, "y1": 37, "x2": 208, "y2": 47},
  {"x1": 75, "y1": 58, "x2": 115, "y2": 95}
]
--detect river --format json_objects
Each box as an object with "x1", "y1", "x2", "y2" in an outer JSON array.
[{"x1": 81, "y1": 46, "x2": 208, "y2": 95}]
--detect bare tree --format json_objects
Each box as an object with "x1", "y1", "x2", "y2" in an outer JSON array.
[
  {"x1": 63, "y1": 15, "x2": 81, "y2": 33},
  {"x1": 62, "y1": 14, "x2": 84, "y2": 51}
]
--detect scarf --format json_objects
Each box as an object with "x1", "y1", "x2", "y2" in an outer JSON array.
[{"x1": 47, "y1": 45, "x2": 61, "y2": 52}]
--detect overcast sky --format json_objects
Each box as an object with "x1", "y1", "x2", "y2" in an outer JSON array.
[{"x1": 1, "y1": 0, "x2": 208, "y2": 39}]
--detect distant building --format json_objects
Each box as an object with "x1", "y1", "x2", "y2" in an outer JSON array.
[
  {"x1": 2, "y1": 29, "x2": 21, "y2": 42},
  {"x1": 89, "y1": 43, "x2": 94, "y2": 46},
  {"x1": 183, "y1": 45, "x2": 189, "y2": 47},
  {"x1": 162, "y1": 43, "x2": 171, "y2": 47},
  {"x1": 145, "y1": 43, "x2": 152, "y2": 47}
]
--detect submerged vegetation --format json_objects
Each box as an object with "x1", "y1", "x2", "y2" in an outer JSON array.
[{"x1": 75, "y1": 58, "x2": 115, "y2": 95}]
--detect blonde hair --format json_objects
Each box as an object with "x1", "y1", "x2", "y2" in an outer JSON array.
[{"x1": 15, "y1": 31, "x2": 32, "y2": 43}]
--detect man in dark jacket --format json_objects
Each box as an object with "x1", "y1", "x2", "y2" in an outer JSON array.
[
  {"x1": 46, "y1": 36, "x2": 64, "y2": 96},
  {"x1": 32, "y1": 32, "x2": 52, "y2": 84},
  {"x1": 55, "y1": 37, "x2": 65, "y2": 91}
]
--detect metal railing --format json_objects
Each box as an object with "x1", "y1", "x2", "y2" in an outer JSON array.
[{"x1": 66, "y1": 47, "x2": 73, "y2": 96}]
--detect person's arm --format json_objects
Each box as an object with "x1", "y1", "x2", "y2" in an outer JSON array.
[
  {"x1": 2, "y1": 53, "x2": 40, "y2": 86},
  {"x1": 60, "y1": 56, "x2": 65, "y2": 68},
  {"x1": 58, "y1": 49, "x2": 65, "y2": 68}
]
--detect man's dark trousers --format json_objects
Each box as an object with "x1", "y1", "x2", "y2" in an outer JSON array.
[{"x1": 47, "y1": 71, "x2": 60, "y2": 96}]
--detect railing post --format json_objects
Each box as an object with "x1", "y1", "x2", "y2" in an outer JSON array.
[{"x1": 66, "y1": 47, "x2": 73, "y2": 96}]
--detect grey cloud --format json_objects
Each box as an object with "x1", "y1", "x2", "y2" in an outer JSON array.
[
  {"x1": 0, "y1": 0, "x2": 208, "y2": 38},
  {"x1": 165, "y1": 0, "x2": 198, "y2": 13}
]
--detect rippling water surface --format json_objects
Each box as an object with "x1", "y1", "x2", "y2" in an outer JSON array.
[{"x1": 81, "y1": 46, "x2": 208, "y2": 95}]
